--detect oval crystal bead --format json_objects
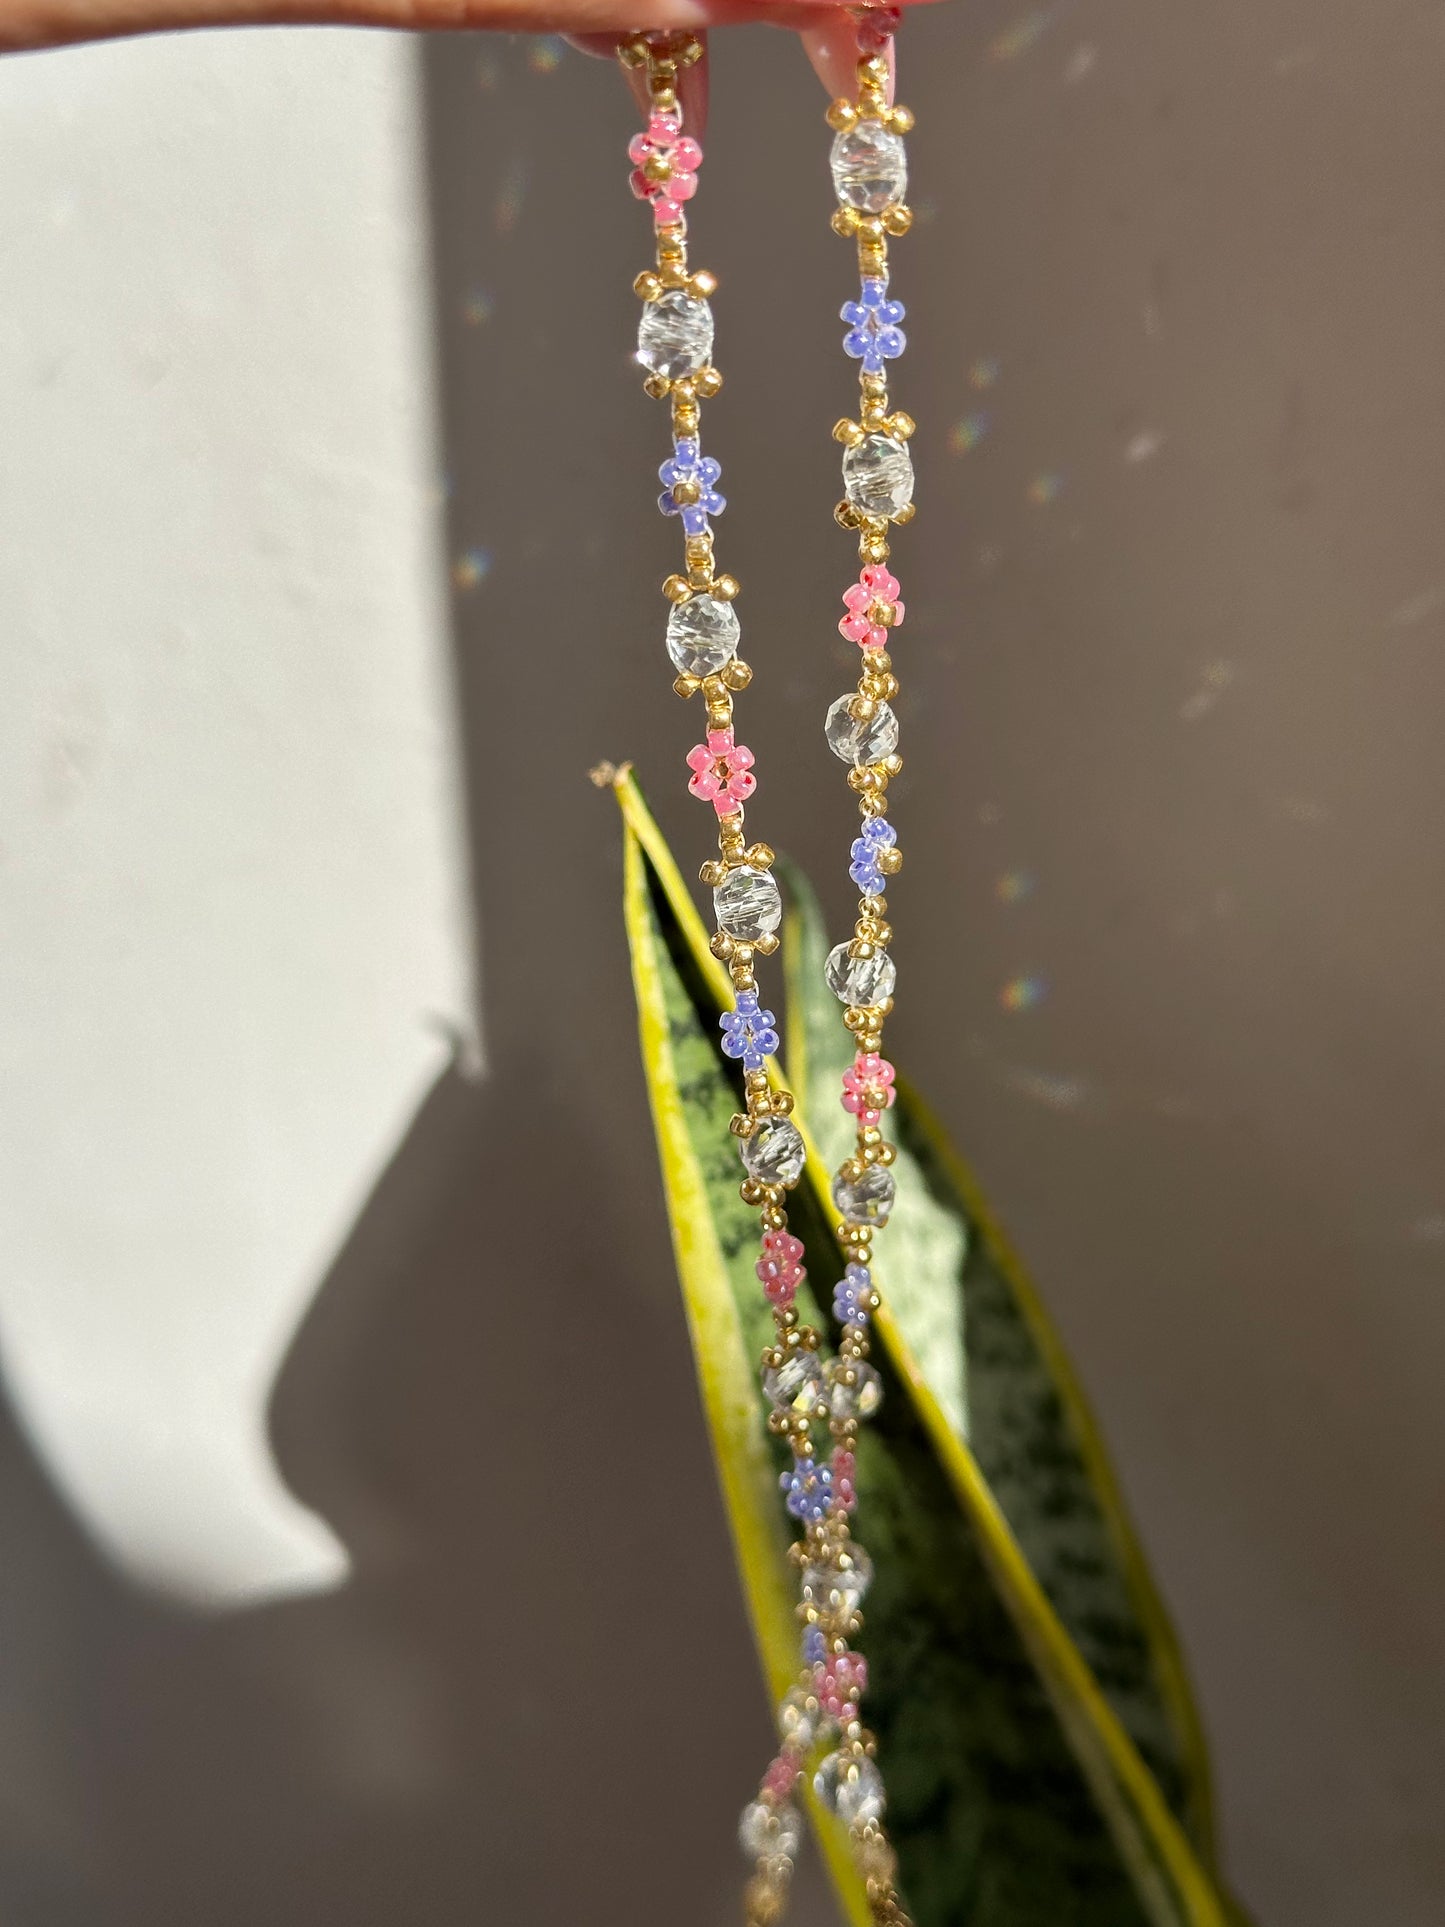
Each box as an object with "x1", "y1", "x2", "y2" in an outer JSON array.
[
  {"x1": 741, "y1": 1114, "x2": 806, "y2": 1187},
  {"x1": 825, "y1": 941, "x2": 896, "y2": 1009},
  {"x1": 714, "y1": 865, "x2": 782, "y2": 942},
  {"x1": 830, "y1": 123, "x2": 908, "y2": 212},
  {"x1": 843, "y1": 432, "x2": 914, "y2": 518},
  {"x1": 825, "y1": 693, "x2": 899, "y2": 766},
  {"x1": 636, "y1": 288, "x2": 714, "y2": 381},
  {"x1": 814, "y1": 1751, "x2": 887, "y2": 1826},
  {"x1": 802, "y1": 1545, "x2": 874, "y2": 1614},
  {"x1": 828, "y1": 1359, "x2": 883, "y2": 1421},
  {"x1": 739, "y1": 1800, "x2": 803, "y2": 1863},
  {"x1": 762, "y1": 1347, "x2": 826, "y2": 1419},
  {"x1": 777, "y1": 1685, "x2": 821, "y2": 1752},
  {"x1": 833, "y1": 1163, "x2": 896, "y2": 1228},
  {"x1": 666, "y1": 592, "x2": 739, "y2": 677}
]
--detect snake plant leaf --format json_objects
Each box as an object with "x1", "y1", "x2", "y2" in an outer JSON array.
[
  {"x1": 613, "y1": 767, "x2": 1243, "y2": 1927},
  {"x1": 778, "y1": 857, "x2": 1217, "y2": 1858}
]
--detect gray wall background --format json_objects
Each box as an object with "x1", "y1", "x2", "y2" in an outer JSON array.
[{"x1": 4, "y1": 5, "x2": 1445, "y2": 1924}]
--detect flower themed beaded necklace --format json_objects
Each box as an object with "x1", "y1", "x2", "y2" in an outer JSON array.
[{"x1": 617, "y1": 15, "x2": 917, "y2": 1923}]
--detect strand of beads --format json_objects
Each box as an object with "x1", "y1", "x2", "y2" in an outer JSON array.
[
  {"x1": 618, "y1": 31, "x2": 909, "y2": 1927},
  {"x1": 764, "y1": 11, "x2": 922, "y2": 1923},
  {"x1": 739, "y1": 12, "x2": 917, "y2": 1916},
  {"x1": 823, "y1": 7, "x2": 913, "y2": 1422}
]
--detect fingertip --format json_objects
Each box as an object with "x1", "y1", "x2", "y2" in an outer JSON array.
[
  {"x1": 678, "y1": 32, "x2": 709, "y2": 139},
  {"x1": 800, "y1": 7, "x2": 895, "y2": 102}
]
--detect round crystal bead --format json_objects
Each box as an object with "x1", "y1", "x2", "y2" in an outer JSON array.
[
  {"x1": 829, "y1": 1359, "x2": 883, "y2": 1421},
  {"x1": 802, "y1": 1545, "x2": 874, "y2": 1613},
  {"x1": 715, "y1": 865, "x2": 782, "y2": 942},
  {"x1": 763, "y1": 1348, "x2": 826, "y2": 1418},
  {"x1": 741, "y1": 1115, "x2": 806, "y2": 1187},
  {"x1": 833, "y1": 1164, "x2": 896, "y2": 1228},
  {"x1": 825, "y1": 941, "x2": 896, "y2": 1008},
  {"x1": 636, "y1": 289, "x2": 714, "y2": 381},
  {"x1": 843, "y1": 433, "x2": 914, "y2": 518},
  {"x1": 829, "y1": 123, "x2": 908, "y2": 212},
  {"x1": 824, "y1": 694, "x2": 899, "y2": 766},
  {"x1": 814, "y1": 1752, "x2": 886, "y2": 1826},
  {"x1": 666, "y1": 593, "x2": 740, "y2": 677},
  {"x1": 739, "y1": 1800, "x2": 803, "y2": 1863}
]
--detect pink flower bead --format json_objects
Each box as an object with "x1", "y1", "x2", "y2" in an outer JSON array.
[
  {"x1": 686, "y1": 727, "x2": 756, "y2": 816},
  {"x1": 765, "y1": 1230, "x2": 805, "y2": 1266},
  {"x1": 839, "y1": 564, "x2": 905, "y2": 651},
  {"x1": 832, "y1": 1449, "x2": 857, "y2": 1482},
  {"x1": 757, "y1": 1228, "x2": 805, "y2": 1305},
  {"x1": 814, "y1": 1653, "x2": 869, "y2": 1719},
  {"x1": 626, "y1": 114, "x2": 703, "y2": 229},
  {"x1": 763, "y1": 1754, "x2": 799, "y2": 1800},
  {"x1": 840, "y1": 1050, "x2": 896, "y2": 1125}
]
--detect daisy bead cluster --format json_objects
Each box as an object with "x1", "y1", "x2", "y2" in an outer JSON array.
[{"x1": 619, "y1": 29, "x2": 911, "y2": 1927}]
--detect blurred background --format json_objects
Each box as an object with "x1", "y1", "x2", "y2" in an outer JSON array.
[{"x1": 2, "y1": 4, "x2": 1444, "y2": 1922}]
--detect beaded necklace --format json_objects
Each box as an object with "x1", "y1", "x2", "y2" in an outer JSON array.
[{"x1": 617, "y1": 17, "x2": 916, "y2": 1923}]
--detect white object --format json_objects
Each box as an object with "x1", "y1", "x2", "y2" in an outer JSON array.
[{"x1": 0, "y1": 31, "x2": 474, "y2": 1606}]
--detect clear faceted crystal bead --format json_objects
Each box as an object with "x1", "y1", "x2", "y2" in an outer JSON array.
[
  {"x1": 802, "y1": 1545, "x2": 874, "y2": 1614},
  {"x1": 715, "y1": 865, "x2": 782, "y2": 942},
  {"x1": 636, "y1": 289, "x2": 714, "y2": 381},
  {"x1": 825, "y1": 941, "x2": 897, "y2": 1009},
  {"x1": 777, "y1": 1685, "x2": 821, "y2": 1752},
  {"x1": 741, "y1": 1115, "x2": 806, "y2": 1187},
  {"x1": 833, "y1": 1163, "x2": 896, "y2": 1228},
  {"x1": 814, "y1": 1752, "x2": 887, "y2": 1827},
  {"x1": 666, "y1": 593, "x2": 740, "y2": 677},
  {"x1": 830, "y1": 124, "x2": 908, "y2": 212},
  {"x1": 843, "y1": 432, "x2": 914, "y2": 518},
  {"x1": 825, "y1": 694, "x2": 899, "y2": 766},
  {"x1": 739, "y1": 1800, "x2": 803, "y2": 1863},
  {"x1": 763, "y1": 1347, "x2": 826, "y2": 1418},
  {"x1": 828, "y1": 1359, "x2": 884, "y2": 1422}
]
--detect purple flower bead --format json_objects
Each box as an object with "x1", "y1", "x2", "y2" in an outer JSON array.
[{"x1": 842, "y1": 277, "x2": 906, "y2": 376}]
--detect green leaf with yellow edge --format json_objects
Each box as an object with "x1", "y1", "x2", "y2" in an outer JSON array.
[
  {"x1": 613, "y1": 766, "x2": 1245, "y2": 1927},
  {"x1": 779, "y1": 857, "x2": 1218, "y2": 1857}
]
